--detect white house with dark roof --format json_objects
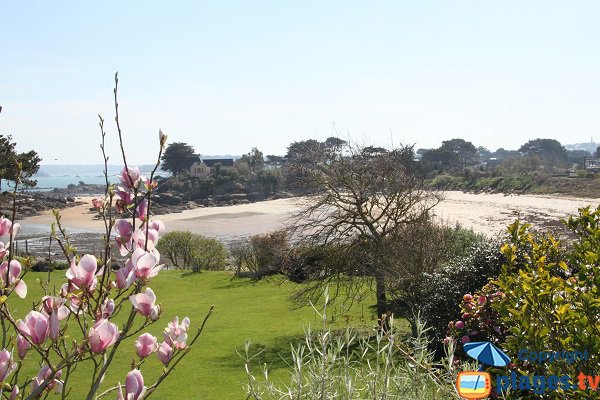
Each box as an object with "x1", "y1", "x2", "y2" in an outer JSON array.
[{"x1": 189, "y1": 157, "x2": 234, "y2": 178}]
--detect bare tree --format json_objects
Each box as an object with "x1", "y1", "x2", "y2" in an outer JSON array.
[{"x1": 288, "y1": 143, "x2": 443, "y2": 322}]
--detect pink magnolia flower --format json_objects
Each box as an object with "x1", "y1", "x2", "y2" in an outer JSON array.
[
  {"x1": 455, "y1": 321, "x2": 464, "y2": 329},
  {"x1": 0, "y1": 349, "x2": 16, "y2": 382},
  {"x1": 101, "y1": 298, "x2": 115, "y2": 319},
  {"x1": 156, "y1": 341, "x2": 173, "y2": 365},
  {"x1": 164, "y1": 316, "x2": 190, "y2": 349},
  {"x1": 130, "y1": 288, "x2": 159, "y2": 317},
  {"x1": 0, "y1": 218, "x2": 19, "y2": 244},
  {"x1": 115, "y1": 266, "x2": 135, "y2": 290},
  {"x1": 135, "y1": 333, "x2": 158, "y2": 359},
  {"x1": 41, "y1": 296, "x2": 69, "y2": 320},
  {"x1": 18, "y1": 311, "x2": 49, "y2": 345},
  {"x1": 0, "y1": 242, "x2": 7, "y2": 260},
  {"x1": 115, "y1": 220, "x2": 134, "y2": 256},
  {"x1": 0, "y1": 259, "x2": 27, "y2": 298},
  {"x1": 131, "y1": 248, "x2": 162, "y2": 280},
  {"x1": 92, "y1": 198, "x2": 103, "y2": 210},
  {"x1": 117, "y1": 369, "x2": 145, "y2": 400},
  {"x1": 143, "y1": 219, "x2": 165, "y2": 234},
  {"x1": 66, "y1": 254, "x2": 99, "y2": 291},
  {"x1": 41, "y1": 296, "x2": 69, "y2": 338},
  {"x1": 461, "y1": 335, "x2": 471, "y2": 344},
  {"x1": 119, "y1": 166, "x2": 143, "y2": 190},
  {"x1": 31, "y1": 365, "x2": 62, "y2": 394},
  {"x1": 136, "y1": 199, "x2": 148, "y2": 221},
  {"x1": 9, "y1": 385, "x2": 18, "y2": 400},
  {"x1": 88, "y1": 319, "x2": 119, "y2": 353},
  {"x1": 132, "y1": 228, "x2": 159, "y2": 252},
  {"x1": 17, "y1": 335, "x2": 30, "y2": 359}
]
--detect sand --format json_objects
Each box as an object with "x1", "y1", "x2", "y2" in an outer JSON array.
[{"x1": 19, "y1": 192, "x2": 600, "y2": 243}]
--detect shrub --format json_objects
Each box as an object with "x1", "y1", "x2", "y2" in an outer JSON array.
[
  {"x1": 494, "y1": 217, "x2": 600, "y2": 378},
  {"x1": 191, "y1": 235, "x2": 228, "y2": 271},
  {"x1": 386, "y1": 223, "x2": 494, "y2": 341},
  {"x1": 157, "y1": 231, "x2": 228, "y2": 271},
  {"x1": 416, "y1": 239, "x2": 505, "y2": 357}
]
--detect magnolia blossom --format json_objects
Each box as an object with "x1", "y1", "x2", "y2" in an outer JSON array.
[
  {"x1": 130, "y1": 288, "x2": 159, "y2": 317},
  {"x1": 115, "y1": 219, "x2": 134, "y2": 256},
  {"x1": 136, "y1": 199, "x2": 148, "y2": 221},
  {"x1": 115, "y1": 265, "x2": 135, "y2": 290},
  {"x1": 66, "y1": 254, "x2": 100, "y2": 291},
  {"x1": 41, "y1": 296, "x2": 69, "y2": 340},
  {"x1": 88, "y1": 319, "x2": 119, "y2": 353},
  {"x1": 119, "y1": 166, "x2": 143, "y2": 190},
  {"x1": 135, "y1": 333, "x2": 158, "y2": 359},
  {"x1": 117, "y1": 369, "x2": 145, "y2": 400},
  {"x1": 9, "y1": 385, "x2": 18, "y2": 400},
  {"x1": 92, "y1": 198, "x2": 103, "y2": 209},
  {"x1": 164, "y1": 316, "x2": 190, "y2": 349},
  {"x1": 17, "y1": 335, "x2": 30, "y2": 359},
  {"x1": 0, "y1": 349, "x2": 16, "y2": 382},
  {"x1": 18, "y1": 311, "x2": 49, "y2": 345},
  {"x1": 0, "y1": 259, "x2": 27, "y2": 298},
  {"x1": 101, "y1": 298, "x2": 115, "y2": 319},
  {"x1": 132, "y1": 228, "x2": 159, "y2": 252},
  {"x1": 0, "y1": 217, "x2": 19, "y2": 245},
  {"x1": 31, "y1": 365, "x2": 62, "y2": 394},
  {"x1": 130, "y1": 248, "x2": 162, "y2": 280},
  {"x1": 146, "y1": 219, "x2": 165, "y2": 234},
  {"x1": 156, "y1": 341, "x2": 173, "y2": 365}
]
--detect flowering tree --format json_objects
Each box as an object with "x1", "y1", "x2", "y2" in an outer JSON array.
[{"x1": 0, "y1": 73, "x2": 212, "y2": 399}]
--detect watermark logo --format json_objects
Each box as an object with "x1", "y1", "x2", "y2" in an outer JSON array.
[
  {"x1": 456, "y1": 341, "x2": 594, "y2": 397},
  {"x1": 456, "y1": 371, "x2": 491, "y2": 399},
  {"x1": 457, "y1": 341, "x2": 511, "y2": 399}
]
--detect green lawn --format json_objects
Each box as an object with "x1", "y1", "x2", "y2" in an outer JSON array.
[{"x1": 7, "y1": 270, "x2": 379, "y2": 399}]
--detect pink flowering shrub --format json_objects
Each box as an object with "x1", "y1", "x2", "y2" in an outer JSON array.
[
  {"x1": 0, "y1": 74, "x2": 212, "y2": 399},
  {"x1": 446, "y1": 283, "x2": 507, "y2": 355}
]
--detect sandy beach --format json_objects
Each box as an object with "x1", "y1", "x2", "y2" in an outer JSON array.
[{"x1": 20, "y1": 191, "x2": 599, "y2": 240}]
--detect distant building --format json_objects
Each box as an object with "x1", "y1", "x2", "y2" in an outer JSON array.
[
  {"x1": 565, "y1": 138, "x2": 597, "y2": 155},
  {"x1": 585, "y1": 158, "x2": 600, "y2": 173},
  {"x1": 189, "y1": 157, "x2": 234, "y2": 178}
]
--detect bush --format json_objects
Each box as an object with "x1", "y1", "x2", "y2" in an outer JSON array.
[
  {"x1": 157, "y1": 231, "x2": 228, "y2": 272},
  {"x1": 416, "y1": 239, "x2": 505, "y2": 357},
  {"x1": 386, "y1": 222, "x2": 492, "y2": 340}
]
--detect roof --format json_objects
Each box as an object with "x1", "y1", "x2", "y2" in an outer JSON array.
[{"x1": 202, "y1": 158, "x2": 234, "y2": 167}]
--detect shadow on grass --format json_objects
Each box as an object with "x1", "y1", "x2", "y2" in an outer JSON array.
[{"x1": 217, "y1": 332, "x2": 307, "y2": 372}]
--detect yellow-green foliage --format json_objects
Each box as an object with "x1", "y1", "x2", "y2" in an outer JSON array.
[{"x1": 493, "y1": 212, "x2": 600, "y2": 397}]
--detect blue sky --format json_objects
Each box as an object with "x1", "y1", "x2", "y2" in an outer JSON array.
[{"x1": 1, "y1": 1, "x2": 599, "y2": 164}]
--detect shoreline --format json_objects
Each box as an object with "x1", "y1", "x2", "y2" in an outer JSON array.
[{"x1": 20, "y1": 191, "x2": 600, "y2": 237}]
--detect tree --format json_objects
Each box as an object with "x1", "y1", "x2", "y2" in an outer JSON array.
[
  {"x1": 239, "y1": 147, "x2": 265, "y2": 174},
  {"x1": 518, "y1": 138, "x2": 567, "y2": 171},
  {"x1": 160, "y1": 142, "x2": 197, "y2": 176},
  {"x1": 289, "y1": 143, "x2": 442, "y2": 322},
  {"x1": 439, "y1": 138, "x2": 478, "y2": 170},
  {"x1": 0, "y1": 134, "x2": 42, "y2": 190},
  {"x1": 283, "y1": 139, "x2": 327, "y2": 191}
]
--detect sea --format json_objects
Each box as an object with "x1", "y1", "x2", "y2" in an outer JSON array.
[
  {"x1": 2, "y1": 164, "x2": 166, "y2": 191},
  {"x1": 7, "y1": 165, "x2": 167, "y2": 257}
]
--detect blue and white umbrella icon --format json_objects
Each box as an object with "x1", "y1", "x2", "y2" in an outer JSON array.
[{"x1": 464, "y1": 341, "x2": 511, "y2": 368}]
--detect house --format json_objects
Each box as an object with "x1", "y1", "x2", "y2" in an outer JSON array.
[
  {"x1": 189, "y1": 157, "x2": 234, "y2": 178},
  {"x1": 585, "y1": 158, "x2": 600, "y2": 173}
]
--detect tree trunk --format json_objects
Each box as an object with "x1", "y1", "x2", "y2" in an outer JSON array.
[{"x1": 375, "y1": 273, "x2": 389, "y2": 330}]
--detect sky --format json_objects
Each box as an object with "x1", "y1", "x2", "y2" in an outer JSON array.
[{"x1": 1, "y1": 1, "x2": 600, "y2": 165}]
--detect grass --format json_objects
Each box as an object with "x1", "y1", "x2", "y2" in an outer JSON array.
[{"x1": 7, "y1": 270, "x2": 380, "y2": 399}]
